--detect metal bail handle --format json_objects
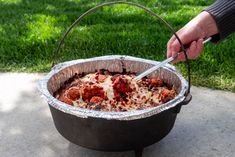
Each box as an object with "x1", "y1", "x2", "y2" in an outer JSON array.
[{"x1": 53, "y1": 1, "x2": 191, "y2": 94}]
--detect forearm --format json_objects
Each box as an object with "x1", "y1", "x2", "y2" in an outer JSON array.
[
  {"x1": 191, "y1": 11, "x2": 219, "y2": 38},
  {"x1": 204, "y1": 0, "x2": 235, "y2": 42}
]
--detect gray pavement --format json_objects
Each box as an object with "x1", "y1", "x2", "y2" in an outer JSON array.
[{"x1": 0, "y1": 73, "x2": 234, "y2": 157}]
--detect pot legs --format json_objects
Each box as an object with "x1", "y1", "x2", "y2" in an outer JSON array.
[{"x1": 135, "y1": 148, "x2": 143, "y2": 157}]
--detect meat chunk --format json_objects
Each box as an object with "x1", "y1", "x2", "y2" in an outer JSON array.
[
  {"x1": 159, "y1": 88, "x2": 176, "y2": 103},
  {"x1": 66, "y1": 87, "x2": 80, "y2": 100},
  {"x1": 88, "y1": 96, "x2": 105, "y2": 111},
  {"x1": 111, "y1": 74, "x2": 121, "y2": 81},
  {"x1": 148, "y1": 77, "x2": 163, "y2": 87},
  {"x1": 90, "y1": 96, "x2": 104, "y2": 104},
  {"x1": 112, "y1": 75, "x2": 132, "y2": 93},
  {"x1": 82, "y1": 85, "x2": 106, "y2": 101},
  {"x1": 59, "y1": 96, "x2": 73, "y2": 106},
  {"x1": 95, "y1": 74, "x2": 107, "y2": 83}
]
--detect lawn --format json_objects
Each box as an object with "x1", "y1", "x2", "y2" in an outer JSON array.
[{"x1": 0, "y1": 0, "x2": 235, "y2": 91}]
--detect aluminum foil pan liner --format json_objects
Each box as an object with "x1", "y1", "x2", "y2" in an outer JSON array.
[{"x1": 38, "y1": 55, "x2": 188, "y2": 120}]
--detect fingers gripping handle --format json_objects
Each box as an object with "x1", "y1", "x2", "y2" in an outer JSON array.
[
  {"x1": 134, "y1": 37, "x2": 211, "y2": 82},
  {"x1": 173, "y1": 37, "x2": 212, "y2": 59}
]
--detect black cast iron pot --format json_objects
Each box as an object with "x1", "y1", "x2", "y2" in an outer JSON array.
[
  {"x1": 38, "y1": 2, "x2": 192, "y2": 157},
  {"x1": 49, "y1": 95, "x2": 191, "y2": 151},
  {"x1": 39, "y1": 55, "x2": 192, "y2": 157}
]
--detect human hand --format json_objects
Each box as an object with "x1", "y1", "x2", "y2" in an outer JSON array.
[{"x1": 167, "y1": 11, "x2": 219, "y2": 63}]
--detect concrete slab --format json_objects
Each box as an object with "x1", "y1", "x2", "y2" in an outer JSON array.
[{"x1": 0, "y1": 73, "x2": 234, "y2": 157}]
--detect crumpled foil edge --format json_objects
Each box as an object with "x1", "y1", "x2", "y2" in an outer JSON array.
[{"x1": 38, "y1": 55, "x2": 188, "y2": 120}]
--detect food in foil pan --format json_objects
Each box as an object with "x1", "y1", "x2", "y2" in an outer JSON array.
[{"x1": 54, "y1": 69, "x2": 177, "y2": 112}]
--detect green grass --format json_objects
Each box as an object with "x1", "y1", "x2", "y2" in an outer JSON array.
[{"x1": 0, "y1": 0, "x2": 235, "y2": 92}]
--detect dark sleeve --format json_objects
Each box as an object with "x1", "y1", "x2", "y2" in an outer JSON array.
[{"x1": 204, "y1": 0, "x2": 235, "y2": 42}]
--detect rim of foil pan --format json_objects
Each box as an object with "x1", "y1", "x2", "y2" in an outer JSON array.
[{"x1": 38, "y1": 55, "x2": 188, "y2": 120}]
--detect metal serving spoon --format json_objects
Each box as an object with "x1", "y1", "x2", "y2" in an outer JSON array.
[{"x1": 133, "y1": 37, "x2": 212, "y2": 81}]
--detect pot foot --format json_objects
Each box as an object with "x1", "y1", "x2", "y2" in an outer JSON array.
[{"x1": 134, "y1": 148, "x2": 143, "y2": 157}]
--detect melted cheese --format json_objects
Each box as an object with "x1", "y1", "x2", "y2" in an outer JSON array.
[
  {"x1": 74, "y1": 96, "x2": 86, "y2": 107},
  {"x1": 100, "y1": 76, "x2": 114, "y2": 100},
  {"x1": 81, "y1": 74, "x2": 96, "y2": 83},
  {"x1": 132, "y1": 87, "x2": 151, "y2": 104},
  {"x1": 61, "y1": 72, "x2": 176, "y2": 111}
]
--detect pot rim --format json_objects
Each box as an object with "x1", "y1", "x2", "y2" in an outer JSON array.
[{"x1": 38, "y1": 55, "x2": 188, "y2": 120}]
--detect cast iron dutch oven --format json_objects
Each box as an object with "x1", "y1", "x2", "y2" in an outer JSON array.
[{"x1": 39, "y1": 2, "x2": 192, "y2": 157}]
